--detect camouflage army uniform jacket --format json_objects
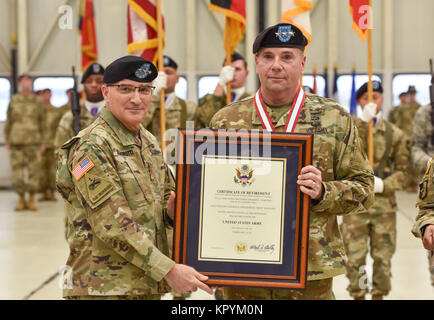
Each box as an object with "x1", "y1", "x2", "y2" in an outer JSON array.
[
  {"x1": 142, "y1": 94, "x2": 188, "y2": 145},
  {"x1": 54, "y1": 103, "x2": 96, "y2": 149},
  {"x1": 388, "y1": 102, "x2": 421, "y2": 138},
  {"x1": 196, "y1": 91, "x2": 252, "y2": 128},
  {"x1": 411, "y1": 104, "x2": 434, "y2": 171},
  {"x1": 209, "y1": 93, "x2": 374, "y2": 280},
  {"x1": 412, "y1": 161, "x2": 434, "y2": 238},
  {"x1": 43, "y1": 105, "x2": 66, "y2": 148},
  {"x1": 56, "y1": 107, "x2": 176, "y2": 297},
  {"x1": 354, "y1": 116, "x2": 409, "y2": 215},
  {"x1": 4, "y1": 93, "x2": 45, "y2": 146}
]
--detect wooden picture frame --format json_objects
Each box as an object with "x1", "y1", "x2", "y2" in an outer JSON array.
[{"x1": 173, "y1": 129, "x2": 313, "y2": 289}]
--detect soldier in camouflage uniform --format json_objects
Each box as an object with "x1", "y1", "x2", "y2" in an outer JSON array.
[
  {"x1": 341, "y1": 81, "x2": 410, "y2": 300},
  {"x1": 195, "y1": 52, "x2": 252, "y2": 129},
  {"x1": 388, "y1": 85, "x2": 421, "y2": 192},
  {"x1": 209, "y1": 23, "x2": 374, "y2": 300},
  {"x1": 54, "y1": 63, "x2": 105, "y2": 149},
  {"x1": 4, "y1": 74, "x2": 45, "y2": 211},
  {"x1": 56, "y1": 56, "x2": 212, "y2": 299},
  {"x1": 411, "y1": 103, "x2": 434, "y2": 286},
  {"x1": 141, "y1": 56, "x2": 194, "y2": 149},
  {"x1": 412, "y1": 159, "x2": 434, "y2": 285},
  {"x1": 38, "y1": 89, "x2": 66, "y2": 201}
]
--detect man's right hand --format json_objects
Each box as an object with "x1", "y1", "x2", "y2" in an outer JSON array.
[
  {"x1": 6, "y1": 144, "x2": 10, "y2": 151},
  {"x1": 422, "y1": 225, "x2": 434, "y2": 250},
  {"x1": 164, "y1": 264, "x2": 213, "y2": 295}
]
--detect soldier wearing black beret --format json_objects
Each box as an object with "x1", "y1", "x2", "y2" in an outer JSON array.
[
  {"x1": 55, "y1": 62, "x2": 106, "y2": 149},
  {"x1": 196, "y1": 51, "x2": 252, "y2": 128},
  {"x1": 209, "y1": 23, "x2": 374, "y2": 300},
  {"x1": 56, "y1": 56, "x2": 213, "y2": 300}
]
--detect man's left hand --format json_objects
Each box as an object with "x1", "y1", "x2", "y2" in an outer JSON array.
[
  {"x1": 297, "y1": 165, "x2": 323, "y2": 200},
  {"x1": 422, "y1": 225, "x2": 434, "y2": 251},
  {"x1": 167, "y1": 191, "x2": 176, "y2": 220}
]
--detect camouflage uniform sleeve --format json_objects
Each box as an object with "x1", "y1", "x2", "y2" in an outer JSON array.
[
  {"x1": 38, "y1": 100, "x2": 46, "y2": 145},
  {"x1": 70, "y1": 141, "x2": 175, "y2": 281},
  {"x1": 311, "y1": 115, "x2": 375, "y2": 216},
  {"x1": 196, "y1": 94, "x2": 227, "y2": 128},
  {"x1": 55, "y1": 112, "x2": 74, "y2": 150},
  {"x1": 411, "y1": 106, "x2": 431, "y2": 171},
  {"x1": 412, "y1": 163, "x2": 434, "y2": 237},
  {"x1": 4, "y1": 100, "x2": 12, "y2": 144},
  {"x1": 383, "y1": 128, "x2": 410, "y2": 194}
]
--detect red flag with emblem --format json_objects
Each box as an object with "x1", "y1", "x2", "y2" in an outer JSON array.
[{"x1": 349, "y1": 0, "x2": 372, "y2": 42}]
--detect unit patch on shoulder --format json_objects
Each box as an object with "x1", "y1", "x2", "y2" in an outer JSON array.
[
  {"x1": 72, "y1": 156, "x2": 94, "y2": 181},
  {"x1": 85, "y1": 173, "x2": 115, "y2": 204}
]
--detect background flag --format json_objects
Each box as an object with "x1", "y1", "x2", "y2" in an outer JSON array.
[
  {"x1": 350, "y1": 67, "x2": 357, "y2": 115},
  {"x1": 78, "y1": 0, "x2": 98, "y2": 71},
  {"x1": 349, "y1": 0, "x2": 371, "y2": 42},
  {"x1": 281, "y1": 0, "x2": 312, "y2": 47},
  {"x1": 332, "y1": 64, "x2": 338, "y2": 101},
  {"x1": 323, "y1": 65, "x2": 329, "y2": 98},
  {"x1": 209, "y1": 0, "x2": 246, "y2": 56},
  {"x1": 126, "y1": 0, "x2": 165, "y2": 64},
  {"x1": 312, "y1": 65, "x2": 317, "y2": 94}
]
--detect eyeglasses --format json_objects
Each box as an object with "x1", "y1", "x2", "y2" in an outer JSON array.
[{"x1": 107, "y1": 84, "x2": 155, "y2": 96}]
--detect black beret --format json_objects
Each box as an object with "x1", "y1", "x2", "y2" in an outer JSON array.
[
  {"x1": 356, "y1": 80, "x2": 383, "y2": 100},
  {"x1": 253, "y1": 23, "x2": 308, "y2": 54},
  {"x1": 407, "y1": 85, "x2": 417, "y2": 93},
  {"x1": 103, "y1": 56, "x2": 158, "y2": 84},
  {"x1": 399, "y1": 92, "x2": 407, "y2": 97},
  {"x1": 162, "y1": 55, "x2": 178, "y2": 70},
  {"x1": 221, "y1": 52, "x2": 245, "y2": 66},
  {"x1": 81, "y1": 63, "x2": 105, "y2": 83}
]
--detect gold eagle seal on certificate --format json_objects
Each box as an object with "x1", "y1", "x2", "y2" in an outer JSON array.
[
  {"x1": 235, "y1": 241, "x2": 248, "y2": 254},
  {"x1": 234, "y1": 164, "x2": 254, "y2": 186}
]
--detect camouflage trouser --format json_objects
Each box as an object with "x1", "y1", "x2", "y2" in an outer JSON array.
[
  {"x1": 65, "y1": 294, "x2": 161, "y2": 300},
  {"x1": 39, "y1": 147, "x2": 57, "y2": 191},
  {"x1": 429, "y1": 251, "x2": 434, "y2": 286},
  {"x1": 341, "y1": 211, "x2": 397, "y2": 298},
  {"x1": 223, "y1": 278, "x2": 335, "y2": 300},
  {"x1": 9, "y1": 145, "x2": 41, "y2": 194}
]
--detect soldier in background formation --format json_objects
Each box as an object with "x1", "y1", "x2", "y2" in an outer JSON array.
[
  {"x1": 38, "y1": 89, "x2": 68, "y2": 201},
  {"x1": 411, "y1": 102, "x2": 434, "y2": 286},
  {"x1": 195, "y1": 52, "x2": 252, "y2": 128},
  {"x1": 56, "y1": 56, "x2": 212, "y2": 300},
  {"x1": 142, "y1": 55, "x2": 195, "y2": 148},
  {"x1": 341, "y1": 81, "x2": 409, "y2": 300},
  {"x1": 210, "y1": 23, "x2": 374, "y2": 300},
  {"x1": 54, "y1": 63, "x2": 105, "y2": 149},
  {"x1": 4, "y1": 74, "x2": 45, "y2": 211},
  {"x1": 388, "y1": 85, "x2": 421, "y2": 192}
]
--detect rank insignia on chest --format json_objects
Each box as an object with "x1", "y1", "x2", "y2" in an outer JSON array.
[{"x1": 72, "y1": 156, "x2": 94, "y2": 181}]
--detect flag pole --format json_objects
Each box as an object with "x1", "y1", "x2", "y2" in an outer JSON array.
[
  {"x1": 156, "y1": 0, "x2": 166, "y2": 152},
  {"x1": 367, "y1": 9, "x2": 374, "y2": 167},
  {"x1": 225, "y1": 17, "x2": 232, "y2": 105}
]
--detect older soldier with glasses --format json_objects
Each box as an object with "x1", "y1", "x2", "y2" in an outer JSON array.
[
  {"x1": 56, "y1": 56, "x2": 212, "y2": 300},
  {"x1": 209, "y1": 23, "x2": 374, "y2": 300}
]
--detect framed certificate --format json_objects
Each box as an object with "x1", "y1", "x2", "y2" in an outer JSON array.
[{"x1": 173, "y1": 129, "x2": 313, "y2": 289}]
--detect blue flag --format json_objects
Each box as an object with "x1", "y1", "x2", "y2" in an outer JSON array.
[
  {"x1": 332, "y1": 65, "x2": 338, "y2": 101},
  {"x1": 350, "y1": 69, "x2": 357, "y2": 115},
  {"x1": 323, "y1": 66, "x2": 329, "y2": 98}
]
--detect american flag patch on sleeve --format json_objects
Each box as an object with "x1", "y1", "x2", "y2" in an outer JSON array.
[{"x1": 72, "y1": 156, "x2": 94, "y2": 181}]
